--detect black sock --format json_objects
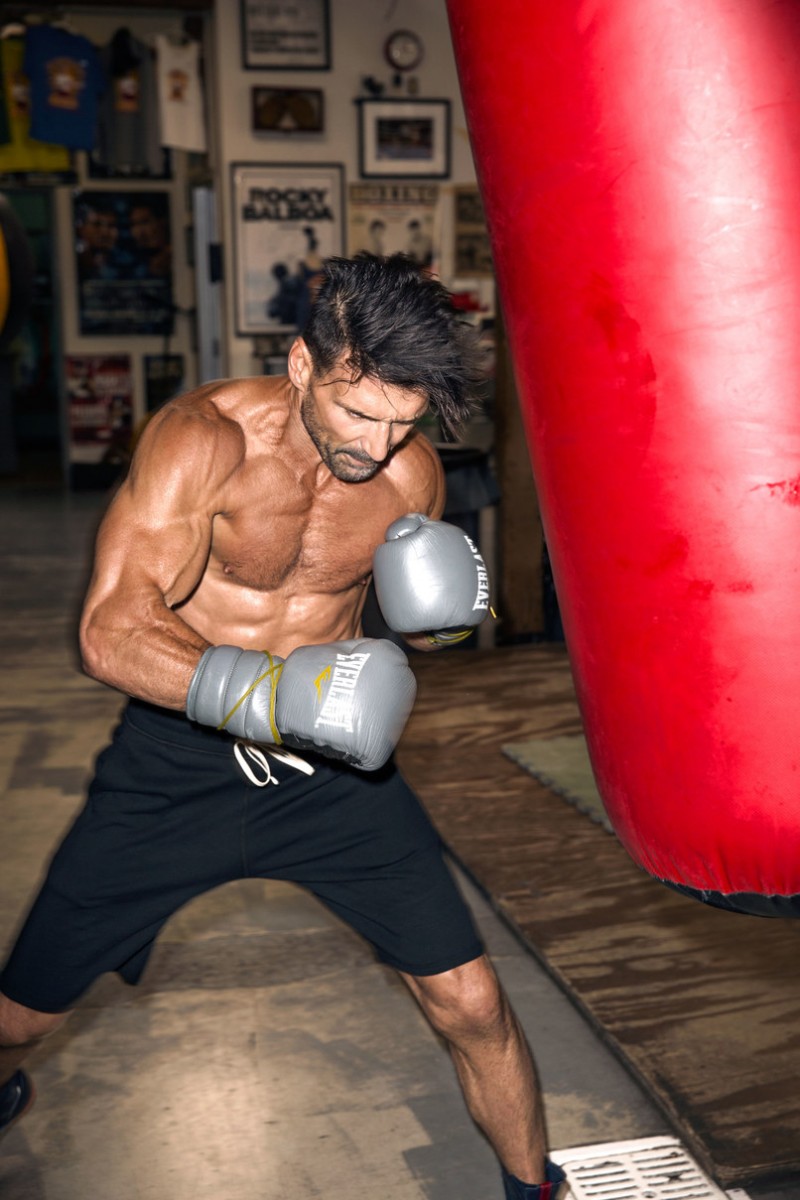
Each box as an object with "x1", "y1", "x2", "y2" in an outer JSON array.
[{"x1": 501, "y1": 1160, "x2": 568, "y2": 1199}]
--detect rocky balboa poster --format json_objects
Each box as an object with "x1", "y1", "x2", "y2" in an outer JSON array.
[
  {"x1": 231, "y1": 162, "x2": 344, "y2": 335},
  {"x1": 230, "y1": 162, "x2": 345, "y2": 336}
]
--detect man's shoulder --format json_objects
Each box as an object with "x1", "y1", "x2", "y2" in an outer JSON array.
[
  {"x1": 170, "y1": 374, "x2": 288, "y2": 413},
  {"x1": 159, "y1": 376, "x2": 290, "y2": 436},
  {"x1": 393, "y1": 429, "x2": 443, "y2": 473},
  {"x1": 384, "y1": 430, "x2": 445, "y2": 513},
  {"x1": 138, "y1": 381, "x2": 260, "y2": 479}
]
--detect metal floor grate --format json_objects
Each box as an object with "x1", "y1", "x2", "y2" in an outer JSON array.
[{"x1": 551, "y1": 1136, "x2": 746, "y2": 1200}]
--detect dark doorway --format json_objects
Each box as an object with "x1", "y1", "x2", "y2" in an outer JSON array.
[{"x1": 3, "y1": 187, "x2": 63, "y2": 485}]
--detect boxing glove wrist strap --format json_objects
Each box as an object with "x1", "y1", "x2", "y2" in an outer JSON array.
[
  {"x1": 186, "y1": 645, "x2": 284, "y2": 742},
  {"x1": 426, "y1": 627, "x2": 474, "y2": 646}
]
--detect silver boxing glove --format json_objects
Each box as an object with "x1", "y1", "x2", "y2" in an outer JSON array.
[
  {"x1": 187, "y1": 637, "x2": 416, "y2": 771},
  {"x1": 372, "y1": 513, "x2": 490, "y2": 645}
]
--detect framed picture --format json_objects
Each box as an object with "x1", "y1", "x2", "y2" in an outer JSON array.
[
  {"x1": 348, "y1": 182, "x2": 442, "y2": 272},
  {"x1": 252, "y1": 87, "x2": 324, "y2": 134},
  {"x1": 66, "y1": 355, "x2": 133, "y2": 466},
  {"x1": 241, "y1": 0, "x2": 330, "y2": 70},
  {"x1": 356, "y1": 98, "x2": 451, "y2": 179},
  {"x1": 453, "y1": 184, "x2": 493, "y2": 276},
  {"x1": 144, "y1": 354, "x2": 186, "y2": 412},
  {"x1": 73, "y1": 190, "x2": 173, "y2": 336},
  {"x1": 231, "y1": 162, "x2": 345, "y2": 335}
]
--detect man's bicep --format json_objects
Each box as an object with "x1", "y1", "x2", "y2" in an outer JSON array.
[
  {"x1": 91, "y1": 484, "x2": 214, "y2": 610},
  {"x1": 86, "y1": 407, "x2": 239, "y2": 611}
]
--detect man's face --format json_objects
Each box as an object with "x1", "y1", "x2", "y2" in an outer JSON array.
[
  {"x1": 81, "y1": 210, "x2": 118, "y2": 251},
  {"x1": 130, "y1": 208, "x2": 165, "y2": 249},
  {"x1": 300, "y1": 362, "x2": 428, "y2": 483}
]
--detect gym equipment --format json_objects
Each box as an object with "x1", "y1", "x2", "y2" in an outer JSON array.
[
  {"x1": 447, "y1": 0, "x2": 800, "y2": 915},
  {"x1": 373, "y1": 513, "x2": 489, "y2": 642},
  {"x1": 187, "y1": 637, "x2": 417, "y2": 771}
]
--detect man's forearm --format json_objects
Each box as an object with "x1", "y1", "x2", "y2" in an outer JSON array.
[{"x1": 80, "y1": 600, "x2": 210, "y2": 710}]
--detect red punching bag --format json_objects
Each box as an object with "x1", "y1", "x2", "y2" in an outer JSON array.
[{"x1": 447, "y1": 0, "x2": 800, "y2": 916}]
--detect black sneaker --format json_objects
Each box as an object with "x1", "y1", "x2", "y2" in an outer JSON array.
[{"x1": 0, "y1": 1071, "x2": 34, "y2": 1139}]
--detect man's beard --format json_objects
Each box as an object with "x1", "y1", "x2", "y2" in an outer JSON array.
[{"x1": 300, "y1": 391, "x2": 381, "y2": 482}]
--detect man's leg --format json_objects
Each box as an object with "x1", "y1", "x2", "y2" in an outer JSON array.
[
  {"x1": 0, "y1": 992, "x2": 69, "y2": 1133},
  {"x1": 401, "y1": 953, "x2": 548, "y2": 1184}
]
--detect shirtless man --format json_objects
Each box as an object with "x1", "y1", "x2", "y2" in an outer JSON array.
[{"x1": 0, "y1": 254, "x2": 566, "y2": 1200}]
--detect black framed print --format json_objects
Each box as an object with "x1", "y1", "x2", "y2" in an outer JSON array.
[
  {"x1": 356, "y1": 98, "x2": 451, "y2": 179},
  {"x1": 251, "y1": 86, "x2": 325, "y2": 133},
  {"x1": 241, "y1": 0, "x2": 331, "y2": 70}
]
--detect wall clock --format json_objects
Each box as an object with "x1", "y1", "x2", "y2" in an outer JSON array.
[{"x1": 383, "y1": 29, "x2": 424, "y2": 72}]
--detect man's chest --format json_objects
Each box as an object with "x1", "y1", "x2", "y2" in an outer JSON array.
[{"x1": 210, "y1": 474, "x2": 404, "y2": 593}]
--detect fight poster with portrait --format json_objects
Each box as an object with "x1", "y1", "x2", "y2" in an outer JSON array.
[
  {"x1": 231, "y1": 162, "x2": 345, "y2": 335},
  {"x1": 65, "y1": 355, "x2": 133, "y2": 466},
  {"x1": 347, "y1": 182, "x2": 441, "y2": 273},
  {"x1": 73, "y1": 190, "x2": 174, "y2": 336}
]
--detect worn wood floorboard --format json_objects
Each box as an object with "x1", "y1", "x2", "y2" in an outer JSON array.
[{"x1": 396, "y1": 644, "x2": 800, "y2": 1189}]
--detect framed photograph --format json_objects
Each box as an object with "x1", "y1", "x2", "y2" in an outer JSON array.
[
  {"x1": 348, "y1": 182, "x2": 442, "y2": 272},
  {"x1": 356, "y1": 98, "x2": 451, "y2": 179},
  {"x1": 231, "y1": 162, "x2": 345, "y2": 335},
  {"x1": 453, "y1": 184, "x2": 493, "y2": 276},
  {"x1": 66, "y1": 355, "x2": 133, "y2": 466},
  {"x1": 73, "y1": 190, "x2": 173, "y2": 336},
  {"x1": 241, "y1": 0, "x2": 330, "y2": 70},
  {"x1": 252, "y1": 86, "x2": 324, "y2": 134},
  {"x1": 144, "y1": 354, "x2": 186, "y2": 412}
]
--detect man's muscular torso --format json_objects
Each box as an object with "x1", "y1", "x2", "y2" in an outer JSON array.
[
  {"x1": 79, "y1": 370, "x2": 443, "y2": 709},
  {"x1": 178, "y1": 378, "x2": 441, "y2": 653}
]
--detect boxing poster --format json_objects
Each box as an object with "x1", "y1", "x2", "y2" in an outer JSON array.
[
  {"x1": 231, "y1": 161, "x2": 344, "y2": 335},
  {"x1": 453, "y1": 185, "x2": 493, "y2": 277},
  {"x1": 347, "y1": 182, "x2": 441, "y2": 274},
  {"x1": 73, "y1": 190, "x2": 174, "y2": 336},
  {"x1": 144, "y1": 353, "x2": 185, "y2": 412},
  {"x1": 65, "y1": 355, "x2": 133, "y2": 466}
]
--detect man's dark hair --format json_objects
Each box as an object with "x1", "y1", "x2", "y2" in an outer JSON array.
[
  {"x1": 76, "y1": 197, "x2": 117, "y2": 224},
  {"x1": 303, "y1": 252, "x2": 484, "y2": 437},
  {"x1": 130, "y1": 196, "x2": 168, "y2": 220}
]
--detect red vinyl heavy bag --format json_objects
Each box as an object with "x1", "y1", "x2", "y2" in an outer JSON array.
[{"x1": 447, "y1": 0, "x2": 800, "y2": 915}]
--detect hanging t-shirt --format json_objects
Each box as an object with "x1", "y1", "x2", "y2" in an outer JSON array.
[
  {"x1": 155, "y1": 35, "x2": 207, "y2": 153},
  {"x1": 95, "y1": 30, "x2": 161, "y2": 175},
  {"x1": 24, "y1": 23, "x2": 105, "y2": 151},
  {"x1": 0, "y1": 36, "x2": 70, "y2": 173}
]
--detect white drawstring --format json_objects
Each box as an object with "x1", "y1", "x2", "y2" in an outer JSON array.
[
  {"x1": 233, "y1": 741, "x2": 316, "y2": 788},
  {"x1": 234, "y1": 743, "x2": 277, "y2": 787}
]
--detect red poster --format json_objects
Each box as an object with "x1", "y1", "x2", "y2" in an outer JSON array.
[{"x1": 66, "y1": 355, "x2": 133, "y2": 465}]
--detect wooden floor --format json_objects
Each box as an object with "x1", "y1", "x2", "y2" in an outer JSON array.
[
  {"x1": 0, "y1": 491, "x2": 679, "y2": 1200},
  {"x1": 397, "y1": 644, "x2": 800, "y2": 1190}
]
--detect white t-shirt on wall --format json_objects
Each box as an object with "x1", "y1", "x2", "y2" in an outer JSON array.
[{"x1": 155, "y1": 35, "x2": 207, "y2": 153}]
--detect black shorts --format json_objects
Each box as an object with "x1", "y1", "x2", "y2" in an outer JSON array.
[{"x1": 0, "y1": 700, "x2": 483, "y2": 1013}]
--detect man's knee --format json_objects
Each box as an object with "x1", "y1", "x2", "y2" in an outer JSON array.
[
  {"x1": 405, "y1": 955, "x2": 510, "y2": 1042},
  {"x1": 0, "y1": 993, "x2": 69, "y2": 1048}
]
